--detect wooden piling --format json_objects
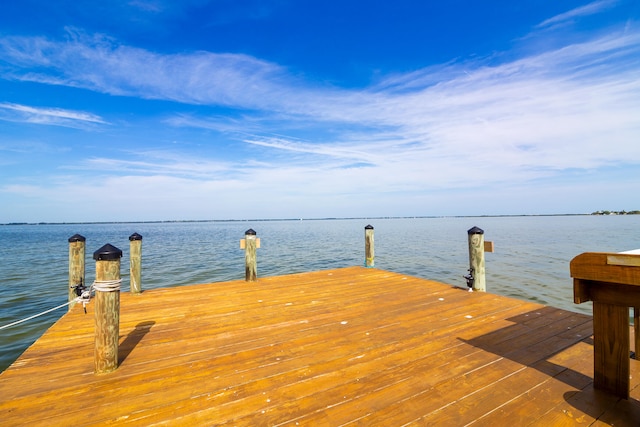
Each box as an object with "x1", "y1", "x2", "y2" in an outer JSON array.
[
  {"x1": 365, "y1": 225, "x2": 375, "y2": 268},
  {"x1": 467, "y1": 226, "x2": 486, "y2": 292},
  {"x1": 635, "y1": 307, "x2": 640, "y2": 360},
  {"x1": 592, "y1": 301, "x2": 630, "y2": 398},
  {"x1": 68, "y1": 234, "x2": 86, "y2": 311},
  {"x1": 244, "y1": 229, "x2": 257, "y2": 282},
  {"x1": 93, "y1": 243, "x2": 122, "y2": 374},
  {"x1": 129, "y1": 232, "x2": 143, "y2": 294}
]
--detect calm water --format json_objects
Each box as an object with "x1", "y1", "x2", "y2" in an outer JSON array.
[{"x1": 1, "y1": 215, "x2": 639, "y2": 372}]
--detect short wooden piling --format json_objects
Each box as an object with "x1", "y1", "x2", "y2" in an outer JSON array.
[
  {"x1": 244, "y1": 229, "x2": 257, "y2": 282},
  {"x1": 68, "y1": 234, "x2": 86, "y2": 311},
  {"x1": 467, "y1": 226, "x2": 486, "y2": 292},
  {"x1": 129, "y1": 232, "x2": 143, "y2": 294},
  {"x1": 93, "y1": 243, "x2": 122, "y2": 374},
  {"x1": 365, "y1": 225, "x2": 375, "y2": 268}
]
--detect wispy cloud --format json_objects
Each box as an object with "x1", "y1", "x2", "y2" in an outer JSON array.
[
  {"x1": 243, "y1": 136, "x2": 376, "y2": 164},
  {"x1": 536, "y1": 0, "x2": 619, "y2": 29},
  {"x1": 128, "y1": 0, "x2": 164, "y2": 13},
  {"x1": 0, "y1": 27, "x2": 294, "y2": 108},
  {"x1": 83, "y1": 152, "x2": 237, "y2": 180},
  {"x1": 0, "y1": 102, "x2": 107, "y2": 128},
  {"x1": 229, "y1": 29, "x2": 640, "y2": 183}
]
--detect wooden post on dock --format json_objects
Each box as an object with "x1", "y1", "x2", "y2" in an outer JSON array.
[
  {"x1": 244, "y1": 229, "x2": 258, "y2": 282},
  {"x1": 129, "y1": 232, "x2": 142, "y2": 294},
  {"x1": 68, "y1": 234, "x2": 86, "y2": 311},
  {"x1": 93, "y1": 243, "x2": 122, "y2": 374},
  {"x1": 467, "y1": 226, "x2": 486, "y2": 292},
  {"x1": 365, "y1": 225, "x2": 375, "y2": 268}
]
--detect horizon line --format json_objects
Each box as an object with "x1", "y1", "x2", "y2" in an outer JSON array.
[{"x1": 2, "y1": 212, "x2": 624, "y2": 226}]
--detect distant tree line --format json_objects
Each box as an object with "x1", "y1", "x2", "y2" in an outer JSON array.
[{"x1": 591, "y1": 210, "x2": 640, "y2": 215}]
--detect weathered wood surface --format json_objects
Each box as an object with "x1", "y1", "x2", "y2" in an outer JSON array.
[
  {"x1": 67, "y1": 235, "x2": 85, "y2": 310},
  {"x1": 129, "y1": 234, "x2": 142, "y2": 294},
  {"x1": 1, "y1": 267, "x2": 638, "y2": 426},
  {"x1": 571, "y1": 252, "x2": 640, "y2": 292},
  {"x1": 467, "y1": 227, "x2": 486, "y2": 292},
  {"x1": 244, "y1": 230, "x2": 258, "y2": 282},
  {"x1": 93, "y1": 258, "x2": 121, "y2": 375},
  {"x1": 365, "y1": 225, "x2": 374, "y2": 267}
]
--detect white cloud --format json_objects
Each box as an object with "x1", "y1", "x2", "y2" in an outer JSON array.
[
  {"x1": 83, "y1": 154, "x2": 235, "y2": 180},
  {"x1": 0, "y1": 102, "x2": 107, "y2": 128},
  {"x1": 1, "y1": 183, "x2": 44, "y2": 196},
  {"x1": 536, "y1": 0, "x2": 618, "y2": 29},
  {"x1": 0, "y1": 28, "x2": 294, "y2": 108}
]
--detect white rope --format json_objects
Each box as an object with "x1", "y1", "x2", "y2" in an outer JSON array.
[
  {"x1": 0, "y1": 298, "x2": 79, "y2": 331},
  {"x1": 92, "y1": 279, "x2": 122, "y2": 292},
  {"x1": 0, "y1": 278, "x2": 122, "y2": 331}
]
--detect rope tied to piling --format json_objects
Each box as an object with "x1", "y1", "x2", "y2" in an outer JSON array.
[
  {"x1": 71, "y1": 279, "x2": 121, "y2": 314},
  {"x1": 0, "y1": 278, "x2": 122, "y2": 330},
  {"x1": 0, "y1": 297, "x2": 82, "y2": 331},
  {"x1": 92, "y1": 279, "x2": 122, "y2": 293}
]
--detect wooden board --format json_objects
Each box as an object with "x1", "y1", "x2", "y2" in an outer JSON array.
[
  {"x1": 571, "y1": 252, "x2": 640, "y2": 287},
  {"x1": 484, "y1": 240, "x2": 494, "y2": 253},
  {"x1": 240, "y1": 238, "x2": 261, "y2": 249},
  {"x1": 1, "y1": 267, "x2": 638, "y2": 426}
]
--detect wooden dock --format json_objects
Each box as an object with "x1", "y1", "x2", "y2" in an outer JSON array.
[{"x1": 1, "y1": 267, "x2": 638, "y2": 426}]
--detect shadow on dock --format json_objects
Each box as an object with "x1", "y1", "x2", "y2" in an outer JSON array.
[
  {"x1": 118, "y1": 321, "x2": 155, "y2": 365},
  {"x1": 460, "y1": 306, "x2": 594, "y2": 389},
  {"x1": 461, "y1": 305, "x2": 640, "y2": 424}
]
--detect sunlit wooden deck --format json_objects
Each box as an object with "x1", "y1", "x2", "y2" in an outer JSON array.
[{"x1": 1, "y1": 267, "x2": 638, "y2": 426}]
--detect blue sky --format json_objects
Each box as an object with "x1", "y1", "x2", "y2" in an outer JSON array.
[{"x1": 1, "y1": 0, "x2": 639, "y2": 222}]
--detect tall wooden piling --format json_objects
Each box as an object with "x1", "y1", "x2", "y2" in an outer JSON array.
[
  {"x1": 93, "y1": 243, "x2": 122, "y2": 374},
  {"x1": 68, "y1": 234, "x2": 86, "y2": 311},
  {"x1": 244, "y1": 229, "x2": 257, "y2": 282},
  {"x1": 129, "y1": 232, "x2": 143, "y2": 294},
  {"x1": 467, "y1": 226, "x2": 486, "y2": 292},
  {"x1": 365, "y1": 225, "x2": 375, "y2": 268}
]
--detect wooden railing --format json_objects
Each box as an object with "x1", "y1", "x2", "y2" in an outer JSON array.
[{"x1": 571, "y1": 251, "x2": 640, "y2": 399}]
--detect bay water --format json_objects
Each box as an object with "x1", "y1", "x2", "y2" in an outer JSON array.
[{"x1": 1, "y1": 215, "x2": 639, "y2": 372}]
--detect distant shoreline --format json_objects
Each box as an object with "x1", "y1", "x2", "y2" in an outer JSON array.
[{"x1": 3, "y1": 212, "x2": 627, "y2": 226}]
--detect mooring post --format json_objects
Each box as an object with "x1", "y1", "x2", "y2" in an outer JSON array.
[
  {"x1": 365, "y1": 224, "x2": 375, "y2": 268},
  {"x1": 129, "y1": 232, "x2": 143, "y2": 294},
  {"x1": 467, "y1": 226, "x2": 486, "y2": 292},
  {"x1": 244, "y1": 229, "x2": 258, "y2": 282},
  {"x1": 93, "y1": 243, "x2": 122, "y2": 374},
  {"x1": 68, "y1": 234, "x2": 86, "y2": 311}
]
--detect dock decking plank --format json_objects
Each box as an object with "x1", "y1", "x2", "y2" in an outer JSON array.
[{"x1": 1, "y1": 266, "x2": 638, "y2": 426}]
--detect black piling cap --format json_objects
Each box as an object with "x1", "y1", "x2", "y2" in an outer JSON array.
[
  {"x1": 129, "y1": 232, "x2": 143, "y2": 241},
  {"x1": 93, "y1": 243, "x2": 123, "y2": 261},
  {"x1": 365, "y1": 224, "x2": 374, "y2": 230},
  {"x1": 467, "y1": 226, "x2": 484, "y2": 235},
  {"x1": 245, "y1": 228, "x2": 257, "y2": 236},
  {"x1": 68, "y1": 234, "x2": 86, "y2": 243}
]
